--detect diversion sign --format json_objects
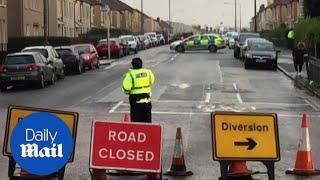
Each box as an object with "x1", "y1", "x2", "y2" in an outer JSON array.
[{"x1": 211, "y1": 112, "x2": 280, "y2": 161}]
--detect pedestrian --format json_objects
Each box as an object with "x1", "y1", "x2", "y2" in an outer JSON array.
[
  {"x1": 122, "y1": 57, "x2": 155, "y2": 123},
  {"x1": 292, "y1": 42, "x2": 308, "y2": 76}
]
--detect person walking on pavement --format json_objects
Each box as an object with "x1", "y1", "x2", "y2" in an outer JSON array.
[
  {"x1": 292, "y1": 42, "x2": 308, "y2": 76},
  {"x1": 122, "y1": 57, "x2": 155, "y2": 123}
]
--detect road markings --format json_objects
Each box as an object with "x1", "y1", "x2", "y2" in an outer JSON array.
[
  {"x1": 205, "y1": 93, "x2": 211, "y2": 103},
  {"x1": 304, "y1": 99, "x2": 319, "y2": 111},
  {"x1": 218, "y1": 62, "x2": 223, "y2": 83},
  {"x1": 247, "y1": 102, "x2": 309, "y2": 106},
  {"x1": 109, "y1": 101, "x2": 123, "y2": 113},
  {"x1": 251, "y1": 106, "x2": 256, "y2": 111},
  {"x1": 233, "y1": 83, "x2": 243, "y2": 104},
  {"x1": 169, "y1": 53, "x2": 180, "y2": 62}
]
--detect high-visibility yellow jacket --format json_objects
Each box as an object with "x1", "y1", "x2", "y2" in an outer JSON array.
[
  {"x1": 122, "y1": 68, "x2": 155, "y2": 95},
  {"x1": 288, "y1": 30, "x2": 294, "y2": 39}
]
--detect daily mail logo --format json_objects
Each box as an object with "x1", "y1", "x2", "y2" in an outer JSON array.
[{"x1": 10, "y1": 112, "x2": 73, "y2": 176}]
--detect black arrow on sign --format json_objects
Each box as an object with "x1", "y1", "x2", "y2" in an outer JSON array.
[{"x1": 234, "y1": 138, "x2": 257, "y2": 150}]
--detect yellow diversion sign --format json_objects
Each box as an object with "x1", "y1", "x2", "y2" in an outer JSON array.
[
  {"x1": 211, "y1": 112, "x2": 280, "y2": 161},
  {"x1": 2, "y1": 105, "x2": 79, "y2": 162}
]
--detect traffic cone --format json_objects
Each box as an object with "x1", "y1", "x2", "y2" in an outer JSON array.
[
  {"x1": 228, "y1": 161, "x2": 253, "y2": 178},
  {"x1": 123, "y1": 113, "x2": 130, "y2": 122},
  {"x1": 286, "y1": 114, "x2": 320, "y2": 176},
  {"x1": 164, "y1": 128, "x2": 193, "y2": 176},
  {"x1": 91, "y1": 169, "x2": 107, "y2": 180}
]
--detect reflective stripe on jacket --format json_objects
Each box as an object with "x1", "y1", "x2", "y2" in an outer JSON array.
[{"x1": 122, "y1": 68, "x2": 155, "y2": 95}]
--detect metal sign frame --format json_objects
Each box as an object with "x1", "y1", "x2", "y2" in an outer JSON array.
[
  {"x1": 211, "y1": 111, "x2": 281, "y2": 161},
  {"x1": 2, "y1": 105, "x2": 79, "y2": 162}
]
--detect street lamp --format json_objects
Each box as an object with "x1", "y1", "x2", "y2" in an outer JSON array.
[
  {"x1": 43, "y1": 0, "x2": 48, "y2": 45},
  {"x1": 102, "y1": 4, "x2": 111, "y2": 60},
  {"x1": 254, "y1": 0, "x2": 257, "y2": 32},
  {"x1": 169, "y1": 0, "x2": 172, "y2": 34},
  {"x1": 223, "y1": 1, "x2": 242, "y2": 32},
  {"x1": 141, "y1": 0, "x2": 144, "y2": 34}
]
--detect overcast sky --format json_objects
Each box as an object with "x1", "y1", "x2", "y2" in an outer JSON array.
[{"x1": 120, "y1": 0, "x2": 268, "y2": 28}]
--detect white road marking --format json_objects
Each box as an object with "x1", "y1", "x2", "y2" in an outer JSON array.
[
  {"x1": 205, "y1": 93, "x2": 211, "y2": 103},
  {"x1": 104, "y1": 63, "x2": 116, "y2": 70},
  {"x1": 109, "y1": 101, "x2": 123, "y2": 113},
  {"x1": 80, "y1": 96, "x2": 91, "y2": 103},
  {"x1": 233, "y1": 83, "x2": 238, "y2": 91},
  {"x1": 236, "y1": 94, "x2": 243, "y2": 104},
  {"x1": 169, "y1": 53, "x2": 180, "y2": 62},
  {"x1": 251, "y1": 106, "x2": 256, "y2": 110},
  {"x1": 305, "y1": 99, "x2": 318, "y2": 111},
  {"x1": 247, "y1": 102, "x2": 309, "y2": 106},
  {"x1": 217, "y1": 62, "x2": 223, "y2": 83}
]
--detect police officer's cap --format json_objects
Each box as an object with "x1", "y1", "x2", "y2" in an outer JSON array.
[{"x1": 131, "y1": 57, "x2": 143, "y2": 68}]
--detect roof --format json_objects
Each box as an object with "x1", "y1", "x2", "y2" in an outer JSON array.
[
  {"x1": 7, "y1": 52, "x2": 39, "y2": 56},
  {"x1": 101, "y1": 0, "x2": 134, "y2": 12},
  {"x1": 159, "y1": 20, "x2": 170, "y2": 29},
  {"x1": 22, "y1": 46, "x2": 54, "y2": 50}
]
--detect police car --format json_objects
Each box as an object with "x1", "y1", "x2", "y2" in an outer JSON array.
[{"x1": 170, "y1": 34, "x2": 219, "y2": 53}]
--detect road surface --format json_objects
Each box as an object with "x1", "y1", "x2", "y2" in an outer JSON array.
[{"x1": 1, "y1": 46, "x2": 320, "y2": 179}]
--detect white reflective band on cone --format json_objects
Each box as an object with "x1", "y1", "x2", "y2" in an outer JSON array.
[
  {"x1": 173, "y1": 139, "x2": 183, "y2": 158},
  {"x1": 298, "y1": 128, "x2": 311, "y2": 151}
]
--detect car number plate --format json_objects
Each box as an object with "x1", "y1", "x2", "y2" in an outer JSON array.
[
  {"x1": 11, "y1": 76, "x2": 25, "y2": 80},
  {"x1": 256, "y1": 59, "x2": 267, "y2": 63}
]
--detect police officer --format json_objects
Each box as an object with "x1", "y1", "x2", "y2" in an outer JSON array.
[{"x1": 122, "y1": 57, "x2": 155, "y2": 123}]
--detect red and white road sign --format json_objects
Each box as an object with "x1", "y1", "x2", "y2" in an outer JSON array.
[{"x1": 90, "y1": 120, "x2": 163, "y2": 172}]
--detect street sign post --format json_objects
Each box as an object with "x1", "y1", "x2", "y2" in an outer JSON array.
[
  {"x1": 211, "y1": 111, "x2": 280, "y2": 180},
  {"x1": 90, "y1": 120, "x2": 163, "y2": 173}
]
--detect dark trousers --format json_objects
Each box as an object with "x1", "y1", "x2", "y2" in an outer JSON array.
[
  {"x1": 129, "y1": 94, "x2": 152, "y2": 123},
  {"x1": 294, "y1": 60, "x2": 304, "y2": 73}
]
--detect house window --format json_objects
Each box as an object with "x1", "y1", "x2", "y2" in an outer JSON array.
[
  {"x1": 26, "y1": 24, "x2": 31, "y2": 36},
  {"x1": 0, "y1": 0, "x2": 7, "y2": 6}
]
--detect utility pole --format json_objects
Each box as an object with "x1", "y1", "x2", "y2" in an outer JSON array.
[
  {"x1": 169, "y1": 0, "x2": 172, "y2": 34},
  {"x1": 235, "y1": 0, "x2": 237, "y2": 32},
  {"x1": 239, "y1": 4, "x2": 242, "y2": 32},
  {"x1": 43, "y1": 0, "x2": 48, "y2": 45},
  {"x1": 254, "y1": 0, "x2": 257, "y2": 32},
  {"x1": 141, "y1": 0, "x2": 144, "y2": 34}
]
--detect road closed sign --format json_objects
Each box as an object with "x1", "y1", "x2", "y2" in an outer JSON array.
[
  {"x1": 90, "y1": 121, "x2": 163, "y2": 172},
  {"x1": 211, "y1": 112, "x2": 280, "y2": 161}
]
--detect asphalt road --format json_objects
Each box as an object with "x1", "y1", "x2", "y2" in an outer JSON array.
[{"x1": 1, "y1": 46, "x2": 320, "y2": 180}]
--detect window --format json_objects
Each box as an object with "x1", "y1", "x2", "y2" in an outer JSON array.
[
  {"x1": 26, "y1": 24, "x2": 31, "y2": 36},
  {"x1": 0, "y1": 0, "x2": 7, "y2": 6}
]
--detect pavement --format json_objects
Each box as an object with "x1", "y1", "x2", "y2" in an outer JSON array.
[
  {"x1": 1, "y1": 46, "x2": 320, "y2": 179},
  {"x1": 277, "y1": 50, "x2": 308, "y2": 79}
]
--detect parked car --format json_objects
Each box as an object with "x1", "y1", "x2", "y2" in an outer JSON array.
[
  {"x1": 144, "y1": 35, "x2": 152, "y2": 48},
  {"x1": 134, "y1": 36, "x2": 143, "y2": 51},
  {"x1": 242, "y1": 39, "x2": 280, "y2": 70},
  {"x1": 234, "y1": 33, "x2": 260, "y2": 59},
  {"x1": 119, "y1": 38, "x2": 131, "y2": 56},
  {"x1": 96, "y1": 39, "x2": 124, "y2": 59},
  {"x1": 71, "y1": 44, "x2": 100, "y2": 70},
  {"x1": 225, "y1": 31, "x2": 238, "y2": 46},
  {"x1": 157, "y1": 34, "x2": 166, "y2": 45},
  {"x1": 137, "y1": 36, "x2": 146, "y2": 50},
  {"x1": 228, "y1": 38, "x2": 235, "y2": 49},
  {"x1": 170, "y1": 34, "x2": 218, "y2": 53},
  {"x1": 205, "y1": 33, "x2": 226, "y2": 50},
  {"x1": 119, "y1": 35, "x2": 138, "y2": 54},
  {"x1": 0, "y1": 52, "x2": 55, "y2": 90},
  {"x1": 55, "y1": 46, "x2": 84, "y2": 74},
  {"x1": 22, "y1": 46, "x2": 65, "y2": 79},
  {"x1": 145, "y1": 32, "x2": 159, "y2": 46},
  {"x1": 240, "y1": 38, "x2": 266, "y2": 60}
]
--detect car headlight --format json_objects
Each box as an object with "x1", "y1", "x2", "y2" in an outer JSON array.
[{"x1": 246, "y1": 53, "x2": 253, "y2": 59}]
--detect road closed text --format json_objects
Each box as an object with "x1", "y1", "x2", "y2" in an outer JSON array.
[{"x1": 98, "y1": 131, "x2": 154, "y2": 161}]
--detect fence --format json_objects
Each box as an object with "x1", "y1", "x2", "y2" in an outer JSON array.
[{"x1": 307, "y1": 56, "x2": 320, "y2": 84}]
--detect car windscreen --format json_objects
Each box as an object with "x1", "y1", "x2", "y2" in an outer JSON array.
[
  {"x1": 23, "y1": 49, "x2": 49, "y2": 58},
  {"x1": 250, "y1": 42, "x2": 275, "y2": 51},
  {"x1": 4, "y1": 55, "x2": 35, "y2": 65},
  {"x1": 239, "y1": 35, "x2": 260, "y2": 43},
  {"x1": 56, "y1": 49, "x2": 73, "y2": 56},
  {"x1": 74, "y1": 46, "x2": 91, "y2": 55},
  {"x1": 122, "y1": 37, "x2": 135, "y2": 42}
]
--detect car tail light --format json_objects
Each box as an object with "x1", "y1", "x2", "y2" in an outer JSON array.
[
  {"x1": 0, "y1": 66, "x2": 7, "y2": 73},
  {"x1": 27, "y1": 64, "x2": 40, "y2": 71}
]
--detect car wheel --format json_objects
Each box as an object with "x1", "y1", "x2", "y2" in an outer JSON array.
[
  {"x1": 234, "y1": 48, "x2": 239, "y2": 59},
  {"x1": 176, "y1": 46, "x2": 185, "y2": 53},
  {"x1": 49, "y1": 73, "x2": 55, "y2": 85},
  {"x1": 1, "y1": 85, "x2": 7, "y2": 92},
  {"x1": 244, "y1": 59, "x2": 250, "y2": 69},
  {"x1": 77, "y1": 63, "x2": 82, "y2": 74},
  {"x1": 89, "y1": 63, "x2": 93, "y2": 70},
  {"x1": 59, "y1": 69, "x2": 65, "y2": 79},
  {"x1": 272, "y1": 63, "x2": 278, "y2": 71},
  {"x1": 209, "y1": 45, "x2": 217, "y2": 53},
  {"x1": 38, "y1": 74, "x2": 45, "y2": 89}
]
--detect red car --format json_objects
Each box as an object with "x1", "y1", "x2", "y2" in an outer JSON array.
[
  {"x1": 71, "y1": 44, "x2": 100, "y2": 70},
  {"x1": 96, "y1": 38, "x2": 124, "y2": 59}
]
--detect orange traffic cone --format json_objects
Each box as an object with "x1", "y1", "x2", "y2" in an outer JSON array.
[
  {"x1": 228, "y1": 161, "x2": 253, "y2": 178},
  {"x1": 286, "y1": 114, "x2": 320, "y2": 176},
  {"x1": 123, "y1": 113, "x2": 130, "y2": 122},
  {"x1": 164, "y1": 128, "x2": 193, "y2": 176}
]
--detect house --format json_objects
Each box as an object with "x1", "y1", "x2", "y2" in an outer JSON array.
[
  {"x1": 74, "y1": 0, "x2": 94, "y2": 36},
  {"x1": 132, "y1": 9, "x2": 142, "y2": 34},
  {"x1": 92, "y1": 1, "x2": 110, "y2": 29},
  {"x1": 0, "y1": 0, "x2": 7, "y2": 53},
  {"x1": 48, "y1": 0, "x2": 77, "y2": 37},
  {"x1": 8, "y1": 0, "x2": 44, "y2": 37},
  {"x1": 251, "y1": 0, "x2": 304, "y2": 31},
  {"x1": 103, "y1": 0, "x2": 133, "y2": 30},
  {"x1": 159, "y1": 20, "x2": 171, "y2": 33}
]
